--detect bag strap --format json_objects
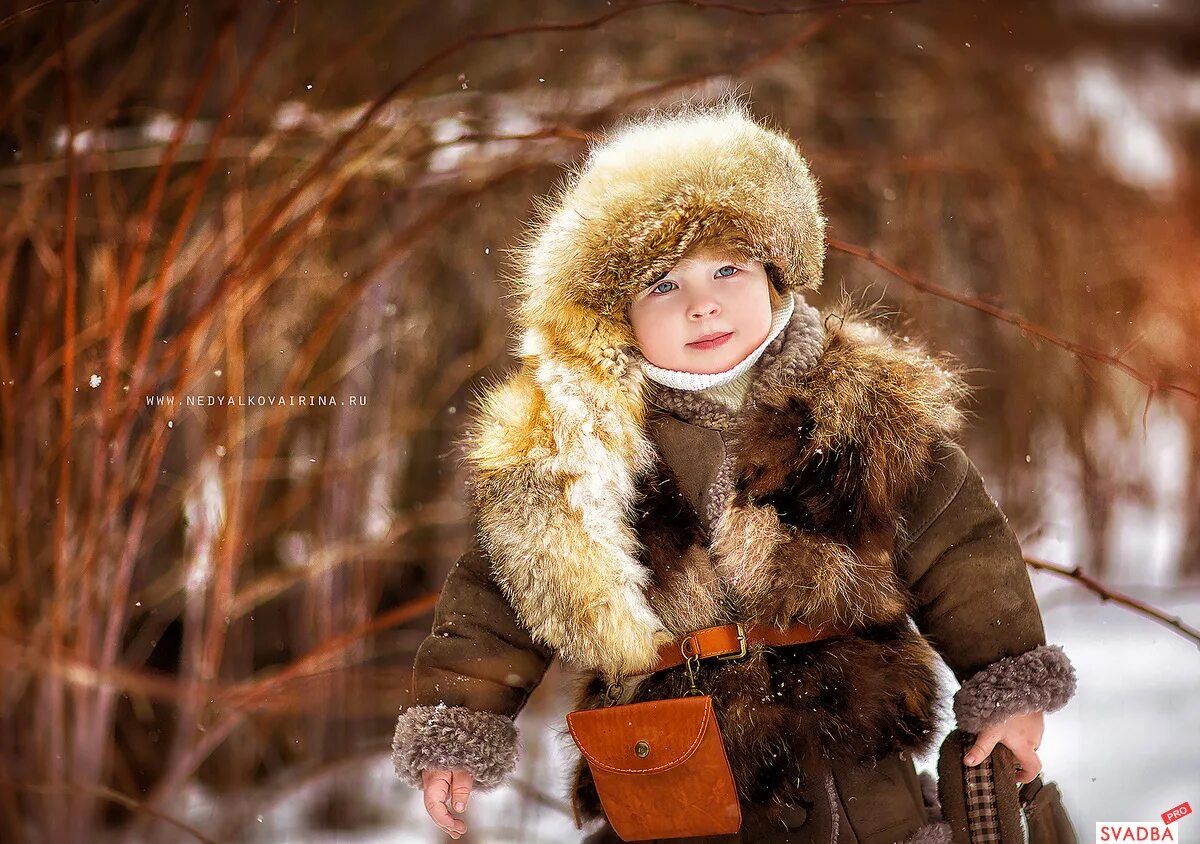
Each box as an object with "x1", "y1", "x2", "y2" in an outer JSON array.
[{"x1": 630, "y1": 620, "x2": 853, "y2": 677}]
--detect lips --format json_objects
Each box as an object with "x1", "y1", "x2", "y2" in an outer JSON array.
[{"x1": 687, "y1": 331, "x2": 733, "y2": 350}]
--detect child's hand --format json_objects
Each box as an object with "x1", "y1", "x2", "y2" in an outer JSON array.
[
  {"x1": 962, "y1": 710, "x2": 1045, "y2": 785},
  {"x1": 422, "y1": 768, "x2": 474, "y2": 839}
]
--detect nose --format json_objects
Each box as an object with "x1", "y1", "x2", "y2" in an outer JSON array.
[{"x1": 688, "y1": 298, "x2": 720, "y2": 321}]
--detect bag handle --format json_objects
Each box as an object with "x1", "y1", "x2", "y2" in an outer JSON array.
[{"x1": 937, "y1": 728, "x2": 1029, "y2": 843}]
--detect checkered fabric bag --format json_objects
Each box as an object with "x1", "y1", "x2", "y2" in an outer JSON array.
[
  {"x1": 936, "y1": 729, "x2": 1078, "y2": 844},
  {"x1": 963, "y1": 756, "x2": 1005, "y2": 842}
]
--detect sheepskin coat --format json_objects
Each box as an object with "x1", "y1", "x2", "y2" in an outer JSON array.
[
  {"x1": 393, "y1": 307, "x2": 1074, "y2": 843},
  {"x1": 391, "y1": 100, "x2": 1076, "y2": 843}
]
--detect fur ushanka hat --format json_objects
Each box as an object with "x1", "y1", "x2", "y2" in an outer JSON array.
[
  {"x1": 510, "y1": 97, "x2": 827, "y2": 353},
  {"x1": 465, "y1": 98, "x2": 831, "y2": 682}
]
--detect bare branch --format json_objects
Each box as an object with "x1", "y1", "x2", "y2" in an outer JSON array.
[
  {"x1": 828, "y1": 236, "x2": 1200, "y2": 408},
  {"x1": 1026, "y1": 555, "x2": 1200, "y2": 649}
]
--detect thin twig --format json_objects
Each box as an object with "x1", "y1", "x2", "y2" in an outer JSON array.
[
  {"x1": 1025, "y1": 555, "x2": 1200, "y2": 649},
  {"x1": 0, "y1": 0, "x2": 99, "y2": 33},
  {"x1": 48, "y1": 7, "x2": 79, "y2": 837},
  {"x1": 0, "y1": 0, "x2": 141, "y2": 127},
  {"x1": 0, "y1": 778, "x2": 219, "y2": 844},
  {"x1": 828, "y1": 237, "x2": 1200, "y2": 410}
]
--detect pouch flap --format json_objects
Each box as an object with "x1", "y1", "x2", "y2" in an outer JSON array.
[{"x1": 567, "y1": 695, "x2": 714, "y2": 775}]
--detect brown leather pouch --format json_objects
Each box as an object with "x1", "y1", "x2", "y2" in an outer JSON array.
[{"x1": 567, "y1": 695, "x2": 742, "y2": 842}]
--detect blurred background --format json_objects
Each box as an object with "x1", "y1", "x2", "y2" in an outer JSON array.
[{"x1": 1, "y1": 0, "x2": 1197, "y2": 841}]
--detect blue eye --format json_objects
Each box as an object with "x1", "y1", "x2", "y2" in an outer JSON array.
[
  {"x1": 716, "y1": 265, "x2": 738, "y2": 278},
  {"x1": 650, "y1": 280, "x2": 678, "y2": 296}
]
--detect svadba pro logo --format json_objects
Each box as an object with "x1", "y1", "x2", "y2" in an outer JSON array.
[
  {"x1": 1097, "y1": 824, "x2": 1179, "y2": 842},
  {"x1": 1096, "y1": 802, "x2": 1192, "y2": 842}
]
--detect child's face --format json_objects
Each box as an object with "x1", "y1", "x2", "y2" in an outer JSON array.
[{"x1": 626, "y1": 246, "x2": 774, "y2": 374}]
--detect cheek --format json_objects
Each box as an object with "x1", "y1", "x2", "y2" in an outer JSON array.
[
  {"x1": 733, "y1": 284, "x2": 773, "y2": 343},
  {"x1": 640, "y1": 320, "x2": 676, "y2": 355},
  {"x1": 629, "y1": 307, "x2": 685, "y2": 365},
  {"x1": 629, "y1": 306, "x2": 660, "y2": 343},
  {"x1": 628, "y1": 305, "x2": 651, "y2": 344}
]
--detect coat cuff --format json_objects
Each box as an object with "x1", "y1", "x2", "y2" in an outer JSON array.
[
  {"x1": 953, "y1": 644, "x2": 1077, "y2": 733},
  {"x1": 391, "y1": 702, "x2": 519, "y2": 791}
]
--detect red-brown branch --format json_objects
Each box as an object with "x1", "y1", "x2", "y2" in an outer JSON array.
[
  {"x1": 828, "y1": 237, "x2": 1200, "y2": 423},
  {"x1": 48, "y1": 9, "x2": 78, "y2": 837},
  {"x1": 1025, "y1": 555, "x2": 1200, "y2": 649}
]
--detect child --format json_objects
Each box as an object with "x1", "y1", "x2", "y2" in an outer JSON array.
[{"x1": 391, "y1": 99, "x2": 1077, "y2": 843}]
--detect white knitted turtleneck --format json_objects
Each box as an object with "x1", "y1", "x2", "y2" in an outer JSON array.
[
  {"x1": 639, "y1": 293, "x2": 795, "y2": 408},
  {"x1": 693, "y1": 368, "x2": 757, "y2": 410}
]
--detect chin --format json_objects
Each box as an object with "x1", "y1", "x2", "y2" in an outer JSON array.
[{"x1": 682, "y1": 346, "x2": 749, "y2": 374}]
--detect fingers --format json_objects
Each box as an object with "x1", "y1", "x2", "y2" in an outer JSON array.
[
  {"x1": 1013, "y1": 748, "x2": 1043, "y2": 785},
  {"x1": 963, "y1": 734, "x2": 1043, "y2": 784},
  {"x1": 450, "y1": 769, "x2": 475, "y2": 814},
  {"x1": 423, "y1": 770, "x2": 466, "y2": 839},
  {"x1": 963, "y1": 731, "x2": 1000, "y2": 766}
]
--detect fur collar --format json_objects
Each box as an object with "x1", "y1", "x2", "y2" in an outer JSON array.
[{"x1": 463, "y1": 306, "x2": 968, "y2": 681}]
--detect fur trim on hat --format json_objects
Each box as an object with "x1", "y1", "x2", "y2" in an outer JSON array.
[
  {"x1": 953, "y1": 643, "x2": 1078, "y2": 733},
  {"x1": 903, "y1": 821, "x2": 954, "y2": 844},
  {"x1": 391, "y1": 703, "x2": 518, "y2": 791}
]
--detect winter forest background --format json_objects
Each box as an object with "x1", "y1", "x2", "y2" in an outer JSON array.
[{"x1": 1, "y1": 0, "x2": 1198, "y2": 842}]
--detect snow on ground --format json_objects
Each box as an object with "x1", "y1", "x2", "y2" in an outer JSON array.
[{"x1": 1019, "y1": 579, "x2": 1200, "y2": 830}]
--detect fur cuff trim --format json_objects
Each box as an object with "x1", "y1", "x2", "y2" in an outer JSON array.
[
  {"x1": 953, "y1": 644, "x2": 1077, "y2": 733},
  {"x1": 391, "y1": 703, "x2": 518, "y2": 791},
  {"x1": 903, "y1": 821, "x2": 953, "y2": 844}
]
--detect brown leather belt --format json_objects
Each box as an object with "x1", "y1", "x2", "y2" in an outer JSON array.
[{"x1": 632, "y1": 620, "x2": 851, "y2": 677}]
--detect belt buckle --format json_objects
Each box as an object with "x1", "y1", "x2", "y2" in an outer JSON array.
[{"x1": 716, "y1": 622, "x2": 747, "y2": 660}]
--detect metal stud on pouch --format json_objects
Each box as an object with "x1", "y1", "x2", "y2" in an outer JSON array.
[{"x1": 634, "y1": 740, "x2": 650, "y2": 758}]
